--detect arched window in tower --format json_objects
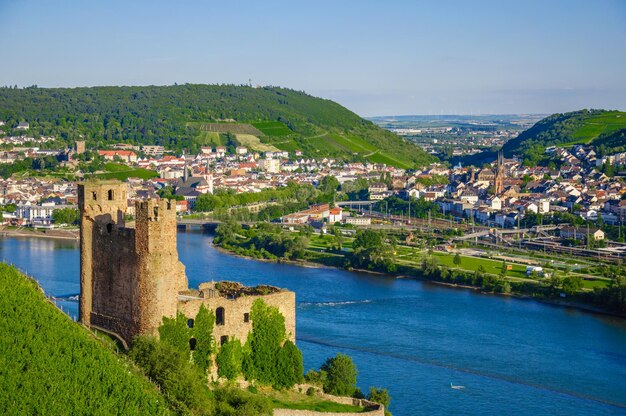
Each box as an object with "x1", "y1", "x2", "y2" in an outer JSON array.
[
  {"x1": 187, "y1": 318, "x2": 194, "y2": 329},
  {"x1": 108, "y1": 189, "x2": 114, "y2": 200},
  {"x1": 189, "y1": 337, "x2": 197, "y2": 351},
  {"x1": 216, "y1": 307, "x2": 225, "y2": 326}
]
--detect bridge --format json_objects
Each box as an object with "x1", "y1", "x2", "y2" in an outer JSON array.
[
  {"x1": 176, "y1": 218, "x2": 257, "y2": 230},
  {"x1": 453, "y1": 225, "x2": 559, "y2": 241},
  {"x1": 336, "y1": 200, "x2": 376, "y2": 208}
]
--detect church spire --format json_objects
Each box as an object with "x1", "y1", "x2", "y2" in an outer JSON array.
[
  {"x1": 494, "y1": 150, "x2": 505, "y2": 195},
  {"x1": 183, "y1": 150, "x2": 189, "y2": 182}
]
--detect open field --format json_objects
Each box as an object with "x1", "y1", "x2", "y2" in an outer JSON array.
[
  {"x1": 88, "y1": 163, "x2": 158, "y2": 181},
  {"x1": 367, "y1": 151, "x2": 412, "y2": 169},
  {"x1": 569, "y1": 111, "x2": 626, "y2": 143},
  {"x1": 305, "y1": 233, "x2": 609, "y2": 289},
  {"x1": 196, "y1": 130, "x2": 224, "y2": 147},
  {"x1": 190, "y1": 122, "x2": 264, "y2": 135},
  {"x1": 235, "y1": 134, "x2": 280, "y2": 152},
  {"x1": 252, "y1": 121, "x2": 293, "y2": 136}
]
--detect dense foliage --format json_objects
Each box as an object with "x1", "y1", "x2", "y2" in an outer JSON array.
[
  {"x1": 158, "y1": 311, "x2": 191, "y2": 356},
  {"x1": 0, "y1": 263, "x2": 170, "y2": 415},
  {"x1": 243, "y1": 299, "x2": 302, "y2": 388},
  {"x1": 350, "y1": 229, "x2": 396, "y2": 272},
  {"x1": 130, "y1": 336, "x2": 274, "y2": 416},
  {"x1": 129, "y1": 336, "x2": 214, "y2": 415},
  {"x1": 194, "y1": 304, "x2": 216, "y2": 373},
  {"x1": 195, "y1": 182, "x2": 323, "y2": 213},
  {"x1": 0, "y1": 84, "x2": 435, "y2": 167},
  {"x1": 216, "y1": 339, "x2": 244, "y2": 380},
  {"x1": 215, "y1": 222, "x2": 310, "y2": 261},
  {"x1": 52, "y1": 207, "x2": 79, "y2": 225}
]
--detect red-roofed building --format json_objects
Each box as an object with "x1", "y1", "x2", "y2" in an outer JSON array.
[
  {"x1": 98, "y1": 150, "x2": 138, "y2": 163},
  {"x1": 329, "y1": 207, "x2": 343, "y2": 223}
]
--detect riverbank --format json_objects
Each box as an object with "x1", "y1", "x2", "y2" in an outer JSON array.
[
  {"x1": 214, "y1": 241, "x2": 626, "y2": 320},
  {"x1": 0, "y1": 226, "x2": 79, "y2": 240}
]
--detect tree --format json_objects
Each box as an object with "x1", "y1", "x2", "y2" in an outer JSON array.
[
  {"x1": 320, "y1": 353, "x2": 358, "y2": 396},
  {"x1": 562, "y1": 275, "x2": 583, "y2": 296},
  {"x1": 332, "y1": 227, "x2": 344, "y2": 251},
  {"x1": 368, "y1": 387, "x2": 392, "y2": 416},
  {"x1": 216, "y1": 339, "x2": 243, "y2": 380},
  {"x1": 51, "y1": 208, "x2": 79, "y2": 225},
  {"x1": 193, "y1": 304, "x2": 215, "y2": 372},
  {"x1": 214, "y1": 219, "x2": 242, "y2": 246},
  {"x1": 318, "y1": 175, "x2": 339, "y2": 194},
  {"x1": 158, "y1": 311, "x2": 190, "y2": 356},
  {"x1": 274, "y1": 340, "x2": 304, "y2": 389},
  {"x1": 351, "y1": 229, "x2": 394, "y2": 272},
  {"x1": 453, "y1": 253, "x2": 461, "y2": 266},
  {"x1": 246, "y1": 299, "x2": 287, "y2": 384}
]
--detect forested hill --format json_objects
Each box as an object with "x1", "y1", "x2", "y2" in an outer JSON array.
[
  {"x1": 502, "y1": 109, "x2": 626, "y2": 165},
  {"x1": 0, "y1": 84, "x2": 436, "y2": 168}
]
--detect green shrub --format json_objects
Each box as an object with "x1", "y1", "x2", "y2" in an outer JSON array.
[
  {"x1": 368, "y1": 387, "x2": 392, "y2": 415},
  {"x1": 158, "y1": 311, "x2": 190, "y2": 356},
  {"x1": 129, "y1": 336, "x2": 214, "y2": 415}
]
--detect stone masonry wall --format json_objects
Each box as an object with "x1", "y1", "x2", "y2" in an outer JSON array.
[
  {"x1": 78, "y1": 181, "x2": 129, "y2": 327},
  {"x1": 79, "y1": 181, "x2": 187, "y2": 344},
  {"x1": 177, "y1": 290, "x2": 296, "y2": 346},
  {"x1": 134, "y1": 199, "x2": 187, "y2": 337}
]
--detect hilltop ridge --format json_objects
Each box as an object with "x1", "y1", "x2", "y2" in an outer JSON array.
[
  {"x1": 0, "y1": 84, "x2": 436, "y2": 168},
  {"x1": 502, "y1": 109, "x2": 626, "y2": 164}
]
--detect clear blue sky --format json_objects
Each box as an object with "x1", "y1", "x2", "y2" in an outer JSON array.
[{"x1": 1, "y1": 0, "x2": 625, "y2": 116}]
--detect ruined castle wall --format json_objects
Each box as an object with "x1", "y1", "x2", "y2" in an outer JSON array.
[
  {"x1": 177, "y1": 291, "x2": 296, "y2": 345},
  {"x1": 134, "y1": 199, "x2": 187, "y2": 337},
  {"x1": 89, "y1": 226, "x2": 138, "y2": 340},
  {"x1": 78, "y1": 181, "x2": 128, "y2": 326}
]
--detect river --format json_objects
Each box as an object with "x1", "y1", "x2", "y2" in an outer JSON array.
[{"x1": 2, "y1": 230, "x2": 626, "y2": 415}]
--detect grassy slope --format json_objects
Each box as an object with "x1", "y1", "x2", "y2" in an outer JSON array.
[
  {"x1": 0, "y1": 85, "x2": 436, "y2": 168},
  {"x1": 0, "y1": 263, "x2": 169, "y2": 415},
  {"x1": 503, "y1": 109, "x2": 626, "y2": 157}
]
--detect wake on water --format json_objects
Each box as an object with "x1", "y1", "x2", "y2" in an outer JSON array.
[
  {"x1": 298, "y1": 299, "x2": 373, "y2": 307},
  {"x1": 296, "y1": 336, "x2": 626, "y2": 410}
]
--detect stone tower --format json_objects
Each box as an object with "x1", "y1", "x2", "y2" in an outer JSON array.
[
  {"x1": 494, "y1": 150, "x2": 505, "y2": 195},
  {"x1": 78, "y1": 180, "x2": 187, "y2": 343}
]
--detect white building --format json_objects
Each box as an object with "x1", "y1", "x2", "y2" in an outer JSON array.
[
  {"x1": 259, "y1": 158, "x2": 280, "y2": 173},
  {"x1": 344, "y1": 216, "x2": 372, "y2": 226}
]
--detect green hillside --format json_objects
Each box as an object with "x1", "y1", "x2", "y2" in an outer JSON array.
[
  {"x1": 0, "y1": 85, "x2": 436, "y2": 168},
  {"x1": 0, "y1": 263, "x2": 169, "y2": 415},
  {"x1": 502, "y1": 109, "x2": 626, "y2": 164}
]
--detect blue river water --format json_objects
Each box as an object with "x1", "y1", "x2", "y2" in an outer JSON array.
[{"x1": 2, "y1": 230, "x2": 626, "y2": 415}]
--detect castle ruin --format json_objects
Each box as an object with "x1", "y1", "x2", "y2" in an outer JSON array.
[{"x1": 78, "y1": 180, "x2": 295, "y2": 346}]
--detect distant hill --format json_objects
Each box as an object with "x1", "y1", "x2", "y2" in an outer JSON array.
[
  {"x1": 0, "y1": 263, "x2": 169, "y2": 415},
  {"x1": 502, "y1": 109, "x2": 626, "y2": 164},
  {"x1": 0, "y1": 85, "x2": 436, "y2": 168}
]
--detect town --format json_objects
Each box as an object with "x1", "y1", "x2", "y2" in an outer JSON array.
[{"x1": 1, "y1": 122, "x2": 625, "y2": 265}]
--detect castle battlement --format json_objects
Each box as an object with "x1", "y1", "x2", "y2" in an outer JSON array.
[{"x1": 135, "y1": 198, "x2": 176, "y2": 222}]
